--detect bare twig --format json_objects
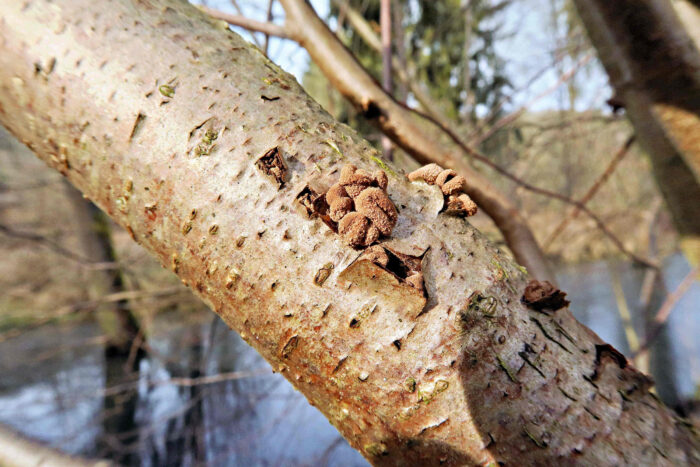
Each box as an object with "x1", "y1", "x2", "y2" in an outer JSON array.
[
  {"x1": 545, "y1": 135, "x2": 635, "y2": 245},
  {"x1": 633, "y1": 267, "x2": 699, "y2": 359},
  {"x1": 228, "y1": 0, "x2": 263, "y2": 47},
  {"x1": 403, "y1": 105, "x2": 658, "y2": 269},
  {"x1": 470, "y1": 53, "x2": 594, "y2": 145},
  {"x1": 164, "y1": 368, "x2": 271, "y2": 387},
  {"x1": 199, "y1": 5, "x2": 290, "y2": 40},
  {"x1": 468, "y1": 43, "x2": 590, "y2": 141},
  {"x1": 263, "y1": 0, "x2": 275, "y2": 55},
  {"x1": 0, "y1": 287, "x2": 186, "y2": 342},
  {"x1": 0, "y1": 222, "x2": 116, "y2": 268}
]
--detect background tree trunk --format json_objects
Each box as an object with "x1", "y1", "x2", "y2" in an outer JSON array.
[
  {"x1": 571, "y1": 0, "x2": 700, "y2": 266},
  {"x1": 63, "y1": 181, "x2": 141, "y2": 354},
  {"x1": 0, "y1": 0, "x2": 697, "y2": 465}
]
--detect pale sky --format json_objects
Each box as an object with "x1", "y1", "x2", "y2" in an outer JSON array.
[
  {"x1": 198, "y1": 0, "x2": 328, "y2": 83},
  {"x1": 195, "y1": 0, "x2": 610, "y2": 115}
]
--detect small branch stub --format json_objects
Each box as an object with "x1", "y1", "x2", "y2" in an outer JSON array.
[{"x1": 521, "y1": 280, "x2": 570, "y2": 312}]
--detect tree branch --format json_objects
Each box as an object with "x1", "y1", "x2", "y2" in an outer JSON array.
[
  {"x1": 0, "y1": 0, "x2": 696, "y2": 464},
  {"x1": 572, "y1": 0, "x2": 700, "y2": 265},
  {"x1": 634, "y1": 266, "x2": 699, "y2": 359},
  {"x1": 0, "y1": 423, "x2": 111, "y2": 467},
  {"x1": 198, "y1": 5, "x2": 290, "y2": 39}
]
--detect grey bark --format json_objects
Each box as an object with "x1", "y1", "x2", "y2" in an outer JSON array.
[{"x1": 0, "y1": 0, "x2": 697, "y2": 464}]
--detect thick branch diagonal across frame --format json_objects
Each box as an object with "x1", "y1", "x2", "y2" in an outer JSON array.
[{"x1": 0, "y1": 0, "x2": 697, "y2": 465}]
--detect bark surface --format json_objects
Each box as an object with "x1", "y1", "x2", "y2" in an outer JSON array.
[
  {"x1": 279, "y1": 0, "x2": 554, "y2": 282},
  {"x1": 0, "y1": 0, "x2": 697, "y2": 465}
]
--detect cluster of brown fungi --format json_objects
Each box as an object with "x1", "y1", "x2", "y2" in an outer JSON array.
[
  {"x1": 326, "y1": 165, "x2": 398, "y2": 248},
  {"x1": 408, "y1": 163, "x2": 478, "y2": 217}
]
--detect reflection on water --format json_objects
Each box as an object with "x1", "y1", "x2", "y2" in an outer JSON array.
[
  {"x1": 0, "y1": 255, "x2": 697, "y2": 465},
  {"x1": 0, "y1": 317, "x2": 367, "y2": 466}
]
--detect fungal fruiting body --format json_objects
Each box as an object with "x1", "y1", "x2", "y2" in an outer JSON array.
[
  {"x1": 408, "y1": 163, "x2": 477, "y2": 217},
  {"x1": 327, "y1": 165, "x2": 397, "y2": 248}
]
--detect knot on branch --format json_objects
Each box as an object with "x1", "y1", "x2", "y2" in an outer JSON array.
[
  {"x1": 408, "y1": 163, "x2": 477, "y2": 217},
  {"x1": 326, "y1": 165, "x2": 397, "y2": 248}
]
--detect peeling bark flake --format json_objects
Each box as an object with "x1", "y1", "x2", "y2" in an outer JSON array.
[
  {"x1": 255, "y1": 147, "x2": 287, "y2": 187},
  {"x1": 337, "y1": 245, "x2": 427, "y2": 317},
  {"x1": 295, "y1": 185, "x2": 321, "y2": 218}
]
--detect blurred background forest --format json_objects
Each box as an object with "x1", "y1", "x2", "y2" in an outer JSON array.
[{"x1": 0, "y1": 0, "x2": 698, "y2": 465}]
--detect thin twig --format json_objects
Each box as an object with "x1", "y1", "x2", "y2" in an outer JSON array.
[
  {"x1": 263, "y1": 0, "x2": 275, "y2": 55},
  {"x1": 545, "y1": 135, "x2": 635, "y2": 245},
  {"x1": 471, "y1": 53, "x2": 594, "y2": 146},
  {"x1": 164, "y1": 368, "x2": 270, "y2": 387},
  {"x1": 401, "y1": 103, "x2": 659, "y2": 269},
  {"x1": 0, "y1": 287, "x2": 185, "y2": 342},
  {"x1": 229, "y1": 0, "x2": 263, "y2": 47},
  {"x1": 468, "y1": 43, "x2": 590, "y2": 140},
  {"x1": 633, "y1": 267, "x2": 699, "y2": 358},
  {"x1": 200, "y1": 5, "x2": 290, "y2": 39},
  {"x1": 0, "y1": 222, "x2": 116, "y2": 268}
]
